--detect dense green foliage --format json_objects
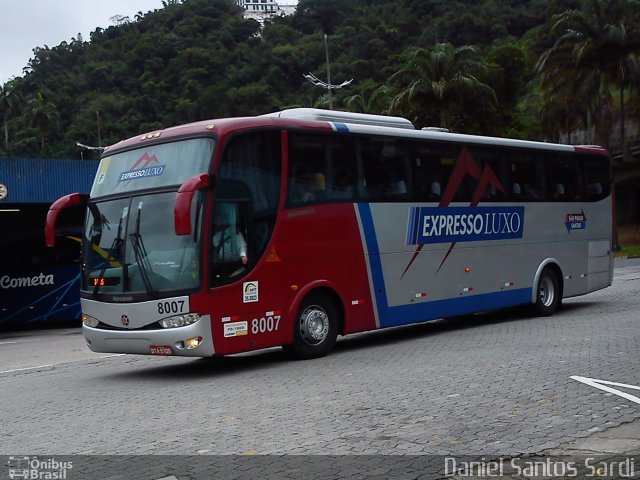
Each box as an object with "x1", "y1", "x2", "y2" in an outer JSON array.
[{"x1": 0, "y1": 0, "x2": 639, "y2": 159}]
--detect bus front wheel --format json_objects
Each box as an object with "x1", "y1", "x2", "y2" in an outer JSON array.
[
  {"x1": 533, "y1": 268, "x2": 561, "y2": 316},
  {"x1": 284, "y1": 293, "x2": 338, "y2": 360}
]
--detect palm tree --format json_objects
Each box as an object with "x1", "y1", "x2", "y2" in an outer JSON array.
[
  {"x1": 0, "y1": 80, "x2": 23, "y2": 153},
  {"x1": 26, "y1": 91, "x2": 60, "y2": 155},
  {"x1": 538, "y1": 0, "x2": 640, "y2": 160},
  {"x1": 342, "y1": 80, "x2": 392, "y2": 114},
  {"x1": 387, "y1": 43, "x2": 496, "y2": 130}
]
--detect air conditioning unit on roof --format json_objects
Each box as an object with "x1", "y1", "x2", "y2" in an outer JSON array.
[{"x1": 263, "y1": 108, "x2": 415, "y2": 130}]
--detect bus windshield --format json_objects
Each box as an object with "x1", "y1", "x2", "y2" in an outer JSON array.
[
  {"x1": 90, "y1": 138, "x2": 214, "y2": 197},
  {"x1": 82, "y1": 191, "x2": 202, "y2": 295}
]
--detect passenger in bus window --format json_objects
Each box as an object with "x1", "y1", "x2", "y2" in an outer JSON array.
[
  {"x1": 553, "y1": 184, "x2": 565, "y2": 201},
  {"x1": 294, "y1": 171, "x2": 326, "y2": 202},
  {"x1": 331, "y1": 172, "x2": 355, "y2": 200},
  {"x1": 305, "y1": 172, "x2": 327, "y2": 201}
]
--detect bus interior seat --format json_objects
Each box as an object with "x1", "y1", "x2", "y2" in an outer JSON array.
[
  {"x1": 588, "y1": 183, "x2": 602, "y2": 197},
  {"x1": 430, "y1": 181, "x2": 441, "y2": 200},
  {"x1": 389, "y1": 180, "x2": 407, "y2": 195},
  {"x1": 484, "y1": 184, "x2": 497, "y2": 200},
  {"x1": 512, "y1": 183, "x2": 521, "y2": 199}
]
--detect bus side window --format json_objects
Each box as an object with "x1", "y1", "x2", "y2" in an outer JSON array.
[
  {"x1": 509, "y1": 154, "x2": 546, "y2": 201},
  {"x1": 548, "y1": 154, "x2": 582, "y2": 201},
  {"x1": 359, "y1": 139, "x2": 409, "y2": 201},
  {"x1": 475, "y1": 148, "x2": 509, "y2": 202},
  {"x1": 287, "y1": 134, "x2": 329, "y2": 205},
  {"x1": 329, "y1": 167, "x2": 356, "y2": 200},
  {"x1": 582, "y1": 155, "x2": 610, "y2": 201},
  {"x1": 410, "y1": 141, "x2": 454, "y2": 203},
  {"x1": 288, "y1": 133, "x2": 358, "y2": 205}
]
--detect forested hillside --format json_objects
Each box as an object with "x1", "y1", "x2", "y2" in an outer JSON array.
[{"x1": 1, "y1": 0, "x2": 639, "y2": 159}]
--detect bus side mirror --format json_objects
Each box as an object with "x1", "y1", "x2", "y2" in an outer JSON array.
[
  {"x1": 45, "y1": 193, "x2": 85, "y2": 247},
  {"x1": 175, "y1": 173, "x2": 211, "y2": 236}
]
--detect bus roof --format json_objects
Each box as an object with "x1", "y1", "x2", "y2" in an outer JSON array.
[
  {"x1": 262, "y1": 108, "x2": 415, "y2": 130},
  {"x1": 103, "y1": 109, "x2": 607, "y2": 157}
]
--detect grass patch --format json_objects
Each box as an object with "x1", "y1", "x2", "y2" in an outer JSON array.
[{"x1": 616, "y1": 245, "x2": 640, "y2": 258}]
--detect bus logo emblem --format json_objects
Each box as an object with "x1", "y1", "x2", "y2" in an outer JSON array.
[{"x1": 121, "y1": 314, "x2": 130, "y2": 326}]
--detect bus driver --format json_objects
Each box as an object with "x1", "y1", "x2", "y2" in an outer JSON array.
[{"x1": 212, "y1": 209, "x2": 248, "y2": 266}]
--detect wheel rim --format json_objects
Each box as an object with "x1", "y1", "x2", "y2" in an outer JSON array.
[
  {"x1": 538, "y1": 275, "x2": 555, "y2": 307},
  {"x1": 298, "y1": 305, "x2": 329, "y2": 345}
]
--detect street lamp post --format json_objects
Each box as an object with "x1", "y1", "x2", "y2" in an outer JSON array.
[{"x1": 303, "y1": 34, "x2": 352, "y2": 109}]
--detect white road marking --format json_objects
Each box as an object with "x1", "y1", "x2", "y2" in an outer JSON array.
[
  {"x1": 1, "y1": 364, "x2": 53, "y2": 374},
  {"x1": 0, "y1": 339, "x2": 37, "y2": 345},
  {"x1": 571, "y1": 375, "x2": 640, "y2": 405},
  {"x1": 0, "y1": 354, "x2": 125, "y2": 375}
]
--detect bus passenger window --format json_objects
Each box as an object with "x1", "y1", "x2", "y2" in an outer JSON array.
[
  {"x1": 289, "y1": 170, "x2": 326, "y2": 203},
  {"x1": 509, "y1": 154, "x2": 546, "y2": 201},
  {"x1": 548, "y1": 154, "x2": 581, "y2": 201},
  {"x1": 330, "y1": 169, "x2": 355, "y2": 200},
  {"x1": 287, "y1": 133, "x2": 357, "y2": 205},
  {"x1": 359, "y1": 139, "x2": 409, "y2": 201},
  {"x1": 582, "y1": 155, "x2": 610, "y2": 201}
]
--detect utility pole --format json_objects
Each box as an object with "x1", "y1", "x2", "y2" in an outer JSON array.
[
  {"x1": 324, "y1": 34, "x2": 333, "y2": 109},
  {"x1": 96, "y1": 110, "x2": 102, "y2": 148}
]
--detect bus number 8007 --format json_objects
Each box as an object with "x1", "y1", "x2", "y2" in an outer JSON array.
[{"x1": 157, "y1": 301, "x2": 185, "y2": 315}]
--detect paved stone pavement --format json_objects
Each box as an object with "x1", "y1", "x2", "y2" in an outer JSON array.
[{"x1": 0, "y1": 263, "x2": 639, "y2": 478}]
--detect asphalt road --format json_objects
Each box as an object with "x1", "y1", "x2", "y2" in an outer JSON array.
[{"x1": 1, "y1": 260, "x2": 639, "y2": 479}]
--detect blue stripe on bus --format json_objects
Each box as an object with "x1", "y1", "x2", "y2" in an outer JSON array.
[
  {"x1": 357, "y1": 203, "x2": 532, "y2": 328},
  {"x1": 332, "y1": 122, "x2": 350, "y2": 132},
  {"x1": 357, "y1": 203, "x2": 389, "y2": 323},
  {"x1": 380, "y1": 288, "x2": 532, "y2": 327}
]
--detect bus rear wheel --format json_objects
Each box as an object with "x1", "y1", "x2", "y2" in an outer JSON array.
[
  {"x1": 284, "y1": 293, "x2": 338, "y2": 359},
  {"x1": 533, "y1": 268, "x2": 561, "y2": 316}
]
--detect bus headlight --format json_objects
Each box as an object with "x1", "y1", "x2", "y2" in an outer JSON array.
[
  {"x1": 159, "y1": 313, "x2": 201, "y2": 329},
  {"x1": 82, "y1": 314, "x2": 99, "y2": 327}
]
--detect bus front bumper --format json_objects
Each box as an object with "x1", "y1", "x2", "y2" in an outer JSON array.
[{"x1": 82, "y1": 316, "x2": 215, "y2": 357}]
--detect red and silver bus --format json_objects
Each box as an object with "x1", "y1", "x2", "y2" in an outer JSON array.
[{"x1": 46, "y1": 108, "x2": 613, "y2": 359}]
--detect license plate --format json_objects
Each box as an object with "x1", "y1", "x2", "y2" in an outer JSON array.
[{"x1": 149, "y1": 345, "x2": 173, "y2": 356}]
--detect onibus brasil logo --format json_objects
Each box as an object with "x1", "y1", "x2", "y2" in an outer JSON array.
[{"x1": 8, "y1": 456, "x2": 72, "y2": 479}]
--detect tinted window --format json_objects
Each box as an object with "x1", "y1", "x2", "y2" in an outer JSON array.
[
  {"x1": 358, "y1": 138, "x2": 410, "y2": 201},
  {"x1": 215, "y1": 131, "x2": 282, "y2": 284},
  {"x1": 287, "y1": 133, "x2": 357, "y2": 206},
  {"x1": 582, "y1": 154, "x2": 610, "y2": 201}
]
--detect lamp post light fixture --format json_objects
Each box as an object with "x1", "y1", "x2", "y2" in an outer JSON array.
[
  {"x1": 76, "y1": 142, "x2": 104, "y2": 151},
  {"x1": 76, "y1": 141, "x2": 105, "y2": 160},
  {"x1": 303, "y1": 34, "x2": 352, "y2": 110}
]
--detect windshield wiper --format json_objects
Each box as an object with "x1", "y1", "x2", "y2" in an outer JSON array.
[
  {"x1": 92, "y1": 213, "x2": 124, "y2": 298},
  {"x1": 129, "y1": 203, "x2": 157, "y2": 297}
]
